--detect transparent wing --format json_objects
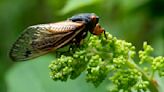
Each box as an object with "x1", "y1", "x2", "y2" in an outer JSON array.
[{"x1": 9, "y1": 21, "x2": 85, "y2": 61}]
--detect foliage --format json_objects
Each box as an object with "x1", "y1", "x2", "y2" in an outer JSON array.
[
  {"x1": 49, "y1": 32, "x2": 164, "y2": 92},
  {"x1": 0, "y1": 0, "x2": 164, "y2": 92}
]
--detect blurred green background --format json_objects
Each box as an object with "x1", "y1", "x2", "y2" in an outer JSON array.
[{"x1": 0, "y1": 0, "x2": 164, "y2": 92}]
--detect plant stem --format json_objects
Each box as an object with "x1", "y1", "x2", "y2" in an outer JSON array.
[{"x1": 127, "y1": 59, "x2": 159, "y2": 92}]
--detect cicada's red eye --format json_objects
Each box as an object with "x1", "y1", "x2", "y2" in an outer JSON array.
[{"x1": 90, "y1": 15, "x2": 99, "y2": 25}]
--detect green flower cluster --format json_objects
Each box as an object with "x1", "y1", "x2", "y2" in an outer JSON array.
[
  {"x1": 49, "y1": 55, "x2": 75, "y2": 81},
  {"x1": 49, "y1": 32, "x2": 163, "y2": 92},
  {"x1": 110, "y1": 69, "x2": 149, "y2": 91},
  {"x1": 139, "y1": 42, "x2": 154, "y2": 64},
  {"x1": 49, "y1": 49, "x2": 89, "y2": 81},
  {"x1": 152, "y1": 56, "x2": 164, "y2": 76},
  {"x1": 139, "y1": 42, "x2": 164, "y2": 77},
  {"x1": 86, "y1": 55, "x2": 110, "y2": 87}
]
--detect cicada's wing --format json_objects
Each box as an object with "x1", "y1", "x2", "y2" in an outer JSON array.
[{"x1": 9, "y1": 21, "x2": 85, "y2": 61}]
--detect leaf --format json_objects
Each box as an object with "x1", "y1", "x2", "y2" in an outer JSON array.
[
  {"x1": 59, "y1": 0, "x2": 101, "y2": 15},
  {"x1": 5, "y1": 54, "x2": 106, "y2": 92}
]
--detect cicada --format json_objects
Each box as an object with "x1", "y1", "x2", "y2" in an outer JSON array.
[{"x1": 9, "y1": 13, "x2": 105, "y2": 61}]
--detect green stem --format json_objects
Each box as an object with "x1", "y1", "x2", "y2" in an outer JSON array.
[
  {"x1": 151, "y1": 70, "x2": 155, "y2": 80},
  {"x1": 126, "y1": 59, "x2": 159, "y2": 92}
]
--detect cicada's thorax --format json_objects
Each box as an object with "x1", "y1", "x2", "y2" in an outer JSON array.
[
  {"x1": 68, "y1": 13, "x2": 99, "y2": 44},
  {"x1": 69, "y1": 13, "x2": 99, "y2": 31}
]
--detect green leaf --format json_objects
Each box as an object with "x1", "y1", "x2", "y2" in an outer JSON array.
[
  {"x1": 59, "y1": 0, "x2": 101, "y2": 15},
  {"x1": 5, "y1": 55, "x2": 106, "y2": 92}
]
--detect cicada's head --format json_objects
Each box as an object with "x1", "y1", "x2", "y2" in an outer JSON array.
[{"x1": 68, "y1": 13, "x2": 99, "y2": 30}]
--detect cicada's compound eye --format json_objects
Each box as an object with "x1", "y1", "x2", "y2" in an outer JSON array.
[{"x1": 89, "y1": 14, "x2": 99, "y2": 26}]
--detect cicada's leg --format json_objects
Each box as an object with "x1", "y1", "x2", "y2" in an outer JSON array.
[
  {"x1": 73, "y1": 31, "x2": 88, "y2": 45},
  {"x1": 63, "y1": 31, "x2": 88, "y2": 55}
]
